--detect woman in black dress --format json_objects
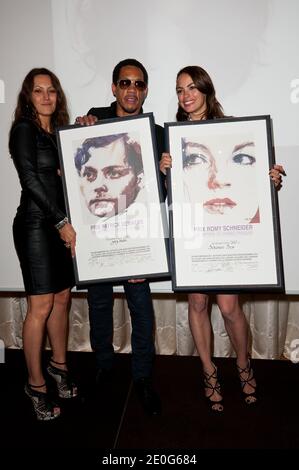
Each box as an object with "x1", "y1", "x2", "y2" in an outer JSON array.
[{"x1": 9, "y1": 68, "x2": 77, "y2": 420}]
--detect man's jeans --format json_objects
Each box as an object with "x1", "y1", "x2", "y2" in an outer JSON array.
[{"x1": 87, "y1": 281, "x2": 155, "y2": 380}]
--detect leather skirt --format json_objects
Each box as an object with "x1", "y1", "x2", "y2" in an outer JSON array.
[{"x1": 13, "y1": 214, "x2": 75, "y2": 295}]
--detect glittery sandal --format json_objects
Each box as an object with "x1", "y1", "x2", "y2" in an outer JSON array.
[
  {"x1": 47, "y1": 358, "x2": 78, "y2": 399},
  {"x1": 24, "y1": 382, "x2": 60, "y2": 421}
]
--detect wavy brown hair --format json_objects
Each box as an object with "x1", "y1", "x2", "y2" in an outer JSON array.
[
  {"x1": 176, "y1": 66, "x2": 225, "y2": 121},
  {"x1": 10, "y1": 67, "x2": 69, "y2": 132}
]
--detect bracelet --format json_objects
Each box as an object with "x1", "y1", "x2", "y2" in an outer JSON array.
[{"x1": 55, "y1": 217, "x2": 68, "y2": 230}]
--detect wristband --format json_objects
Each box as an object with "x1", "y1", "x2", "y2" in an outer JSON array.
[{"x1": 55, "y1": 217, "x2": 68, "y2": 230}]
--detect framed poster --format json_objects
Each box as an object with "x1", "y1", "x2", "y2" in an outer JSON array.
[
  {"x1": 165, "y1": 115, "x2": 284, "y2": 292},
  {"x1": 57, "y1": 113, "x2": 169, "y2": 286}
]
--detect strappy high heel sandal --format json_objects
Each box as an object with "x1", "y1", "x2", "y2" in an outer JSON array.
[
  {"x1": 237, "y1": 358, "x2": 257, "y2": 405},
  {"x1": 24, "y1": 382, "x2": 61, "y2": 421},
  {"x1": 47, "y1": 358, "x2": 78, "y2": 399},
  {"x1": 203, "y1": 364, "x2": 224, "y2": 413}
]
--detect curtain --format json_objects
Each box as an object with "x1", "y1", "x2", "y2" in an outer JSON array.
[{"x1": 0, "y1": 294, "x2": 298, "y2": 360}]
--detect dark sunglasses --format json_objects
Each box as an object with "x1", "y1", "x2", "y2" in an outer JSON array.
[{"x1": 117, "y1": 79, "x2": 147, "y2": 90}]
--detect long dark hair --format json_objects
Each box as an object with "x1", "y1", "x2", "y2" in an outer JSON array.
[
  {"x1": 10, "y1": 67, "x2": 69, "y2": 133},
  {"x1": 176, "y1": 66, "x2": 224, "y2": 121}
]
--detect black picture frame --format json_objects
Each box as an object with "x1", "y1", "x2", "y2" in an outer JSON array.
[
  {"x1": 57, "y1": 113, "x2": 169, "y2": 286},
  {"x1": 165, "y1": 115, "x2": 284, "y2": 293}
]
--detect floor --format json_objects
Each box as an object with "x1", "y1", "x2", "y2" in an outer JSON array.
[{"x1": 1, "y1": 349, "x2": 298, "y2": 463}]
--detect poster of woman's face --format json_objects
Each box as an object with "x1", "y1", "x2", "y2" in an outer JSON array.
[
  {"x1": 182, "y1": 133, "x2": 259, "y2": 224},
  {"x1": 166, "y1": 116, "x2": 283, "y2": 292}
]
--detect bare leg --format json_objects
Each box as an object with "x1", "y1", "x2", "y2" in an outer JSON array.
[
  {"x1": 217, "y1": 294, "x2": 256, "y2": 394},
  {"x1": 188, "y1": 293, "x2": 222, "y2": 403},
  {"x1": 47, "y1": 288, "x2": 71, "y2": 371},
  {"x1": 46, "y1": 288, "x2": 77, "y2": 398},
  {"x1": 23, "y1": 293, "x2": 54, "y2": 391},
  {"x1": 23, "y1": 293, "x2": 62, "y2": 419}
]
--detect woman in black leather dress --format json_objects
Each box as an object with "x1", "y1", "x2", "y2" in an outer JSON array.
[{"x1": 9, "y1": 68, "x2": 77, "y2": 420}]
